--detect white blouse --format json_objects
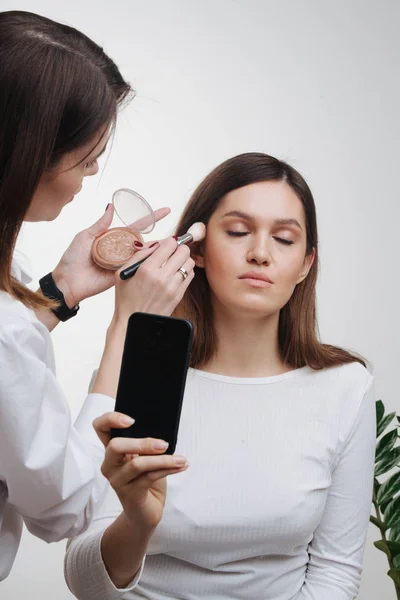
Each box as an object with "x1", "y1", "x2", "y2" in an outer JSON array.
[
  {"x1": 0, "y1": 261, "x2": 113, "y2": 581},
  {"x1": 65, "y1": 362, "x2": 376, "y2": 600}
]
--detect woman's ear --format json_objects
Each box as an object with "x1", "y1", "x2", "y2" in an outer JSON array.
[
  {"x1": 190, "y1": 241, "x2": 205, "y2": 269},
  {"x1": 296, "y1": 248, "x2": 315, "y2": 284}
]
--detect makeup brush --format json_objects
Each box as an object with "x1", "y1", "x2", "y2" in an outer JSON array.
[{"x1": 120, "y1": 222, "x2": 206, "y2": 280}]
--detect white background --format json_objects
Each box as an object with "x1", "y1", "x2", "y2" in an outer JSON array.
[{"x1": 1, "y1": 0, "x2": 399, "y2": 598}]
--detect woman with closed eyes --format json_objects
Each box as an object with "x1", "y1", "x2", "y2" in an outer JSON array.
[{"x1": 65, "y1": 152, "x2": 375, "y2": 600}]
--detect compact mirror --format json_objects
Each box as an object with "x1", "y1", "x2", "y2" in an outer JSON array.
[{"x1": 112, "y1": 188, "x2": 156, "y2": 234}]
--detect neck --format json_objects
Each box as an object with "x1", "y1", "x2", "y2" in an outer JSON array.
[{"x1": 201, "y1": 304, "x2": 290, "y2": 378}]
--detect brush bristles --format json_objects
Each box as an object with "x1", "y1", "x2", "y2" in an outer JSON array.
[{"x1": 187, "y1": 222, "x2": 206, "y2": 242}]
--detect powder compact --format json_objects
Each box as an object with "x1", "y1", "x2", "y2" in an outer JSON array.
[{"x1": 91, "y1": 188, "x2": 156, "y2": 270}]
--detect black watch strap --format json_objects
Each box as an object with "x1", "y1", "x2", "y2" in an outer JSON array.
[{"x1": 39, "y1": 272, "x2": 80, "y2": 322}]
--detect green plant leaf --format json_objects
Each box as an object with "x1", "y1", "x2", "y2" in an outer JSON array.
[
  {"x1": 373, "y1": 478, "x2": 381, "y2": 503},
  {"x1": 381, "y1": 499, "x2": 393, "y2": 515},
  {"x1": 376, "y1": 400, "x2": 385, "y2": 427},
  {"x1": 386, "y1": 540, "x2": 400, "y2": 557},
  {"x1": 370, "y1": 515, "x2": 387, "y2": 531},
  {"x1": 375, "y1": 446, "x2": 400, "y2": 477},
  {"x1": 394, "y1": 554, "x2": 400, "y2": 569},
  {"x1": 388, "y1": 568, "x2": 400, "y2": 586},
  {"x1": 374, "y1": 540, "x2": 400, "y2": 558},
  {"x1": 389, "y1": 523, "x2": 400, "y2": 542},
  {"x1": 388, "y1": 541, "x2": 400, "y2": 557},
  {"x1": 376, "y1": 429, "x2": 398, "y2": 462},
  {"x1": 378, "y1": 412, "x2": 396, "y2": 438},
  {"x1": 374, "y1": 540, "x2": 391, "y2": 556},
  {"x1": 384, "y1": 496, "x2": 400, "y2": 529},
  {"x1": 377, "y1": 472, "x2": 400, "y2": 506}
]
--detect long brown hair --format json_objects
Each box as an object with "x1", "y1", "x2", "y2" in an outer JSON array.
[
  {"x1": 174, "y1": 153, "x2": 365, "y2": 370},
  {"x1": 0, "y1": 11, "x2": 132, "y2": 309}
]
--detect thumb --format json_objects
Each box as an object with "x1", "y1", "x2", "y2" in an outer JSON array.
[
  {"x1": 87, "y1": 204, "x2": 114, "y2": 238},
  {"x1": 93, "y1": 411, "x2": 134, "y2": 447}
]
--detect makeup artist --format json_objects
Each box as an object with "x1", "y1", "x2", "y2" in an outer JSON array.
[{"x1": 0, "y1": 10, "x2": 194, "y2": 581}]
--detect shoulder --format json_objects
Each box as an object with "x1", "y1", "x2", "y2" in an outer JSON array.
[
  {"x1": 0, "y1": 291, "x2": 51, "y2": 357},
  {"x1": 305, "y1": 361, "x2": 373, "y2": 397},
  {"x1": 308, "y1": 362, "x2": 375, "y2": 446},
  {"x1": 0, "y1": 289, "x2": 36, "y2": 326},
  {"x1": 302, "y1": 361, "x2": 374, "y2": 428}
]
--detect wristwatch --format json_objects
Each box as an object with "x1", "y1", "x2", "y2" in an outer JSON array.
[{"x1": 39, "y1": 272, "x2": 80, "y2": 322}]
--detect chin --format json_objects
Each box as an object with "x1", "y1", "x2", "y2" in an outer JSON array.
[
  {"x1": 229, "y1": 298, "x2": 279, "y2": 318},
  {"x1": 49, "y1": 209, "x2": 63, "y2": 221},
  {"x1": 44, "y1": 207, "x2": 65, "y2": 221}
]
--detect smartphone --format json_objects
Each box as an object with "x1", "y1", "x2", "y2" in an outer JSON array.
[{"x1": 110, "y1": 312, "x2": 193, "y2": 454}]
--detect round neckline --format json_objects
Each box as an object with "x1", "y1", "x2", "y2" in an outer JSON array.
[{"x1": 189, "y1": 366, "x2": 310, "y2": 385}]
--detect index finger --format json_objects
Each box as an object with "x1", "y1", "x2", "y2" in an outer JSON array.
[
  {"x1": 103, "y1": 437, "x2": 170, "y2": 469},
  {"x1": 139, "y1": 237, "x2": 179, "y2": 270},
  {"x1": 127, "y1": 207, "x2": 171, "y2": 233}
]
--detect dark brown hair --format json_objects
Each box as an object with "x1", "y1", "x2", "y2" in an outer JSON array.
[
  {"x1": 174, "y1": 152, "x2": 365, "y2": 370},
  {"x1": 0, "y1": 11, "x2": 132, "y2": 309}
]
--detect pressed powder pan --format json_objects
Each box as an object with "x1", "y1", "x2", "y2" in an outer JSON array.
[{"x1": 92, "y1": 227, "x2": 143, "y2": 270}]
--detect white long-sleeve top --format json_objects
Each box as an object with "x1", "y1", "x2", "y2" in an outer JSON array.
[
  {"x1": 65, "y1": 362, "x2": 376, "y2": 600},
  {"x1": 0, "y1": 262, "x2": 112, "y2": 581}
]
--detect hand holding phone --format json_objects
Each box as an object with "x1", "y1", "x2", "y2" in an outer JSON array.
[{"x1": 111, "y1": 312, "x2": 193, "y2": 454}]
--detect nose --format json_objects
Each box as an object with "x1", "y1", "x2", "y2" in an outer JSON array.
[{"x1": 246, "y1": 234, "x2": 271, "y2": 266}]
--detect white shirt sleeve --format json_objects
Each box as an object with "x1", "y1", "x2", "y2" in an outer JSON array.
[
  {"x1": 65, "y1": 366, "x2": 145, "y2": 600},
  {"x1": 65, "y1": 517, "x2": 144, "y2": 600},
  {"x1": 0, "y1": 319, "x2": 114, "y2": 542},
  {"x1": 295, "y1": 376, "x2": 376, "y2": 600}
]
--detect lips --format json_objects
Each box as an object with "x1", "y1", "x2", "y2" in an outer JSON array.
[{"x1": 239, "y1": 271, "x2": 273, "y2": 284}]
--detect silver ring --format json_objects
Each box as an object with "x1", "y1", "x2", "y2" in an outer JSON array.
[{"x1": 178, "y1": 267, "x2": 188, "y2": 280}]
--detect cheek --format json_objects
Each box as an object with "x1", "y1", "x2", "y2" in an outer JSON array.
[
  {"x1": 51, "y1": 170, "x2": 83, "y2": 199},
  {"x1": 64, "y1": 173, "x2": 82, "y2": 194},
  {"x1": 203, "y1": 235, "x2": 236, "y2": 280},
  {"x1": 275, "y1": 252, "x2": 306, "y2": 287},
  {"x1": 201, "y1": 237, "x2": 240, "y2": 301}
]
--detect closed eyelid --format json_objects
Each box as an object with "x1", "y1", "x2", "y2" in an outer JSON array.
[
  {"x1": 272, "y1": 222, "x2": 303, "y2": 236},
  {"x1": 222, "y1": 214, "x2": 302, "y2": 234},
  {"x1": 223, "y1": 218, "x2": 251, "y2": 229},
  {"x1": 273, "y1": 228, "x2": 296, "y2": 236},
  {"x1": 222, "y1": 218, "x2": 252, "y2": 231},
  {"x1": 85, "y1": 158, "x2": 97, "y2": 168},
  {"x1": 225, "y1": 223, "x2": 297, "y2": 238},
  {"x1": 273, "y1": 219, "x2": 302, "y2": 232}
]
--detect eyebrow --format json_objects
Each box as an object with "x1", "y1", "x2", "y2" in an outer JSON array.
[{"x1": 221, "y1": 210, "x2": 303, "y2": 230}]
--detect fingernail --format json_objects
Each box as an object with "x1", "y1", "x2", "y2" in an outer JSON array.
[
  {"x1": 105, "y1": 203, "x2": 111, "y2": 212},
  {"x1": 153, "y1": 440, "x2": 169, "y2": 450},
  {"x1": 133, "y1": 241, "x2": 143, "y2": 248},
  {"x1": 173, "y1": 455, "x2": 187, "y2": 467},
  {"x1": 120, "y1": 416, "x2": 134, "y2": 426},
  {"x1": 149, "y1": 242, "x2": 159, "y2": 248}
]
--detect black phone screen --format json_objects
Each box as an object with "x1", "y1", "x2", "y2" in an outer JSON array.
[{"x1": 111, "y1": 313, "x2": 193, "y2": 454}]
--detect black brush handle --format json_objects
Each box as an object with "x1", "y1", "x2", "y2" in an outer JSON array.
[{"x1": 120, "y1": 257, "x2": 148, "y2": 280}]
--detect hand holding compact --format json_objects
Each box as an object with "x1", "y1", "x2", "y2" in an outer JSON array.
[{"x1": 51, "y1": 201, "x2": 170, "y2": 308}]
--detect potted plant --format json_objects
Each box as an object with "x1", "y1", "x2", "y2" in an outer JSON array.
[{"x1": 370, "y1": 400, "x2": 400, "y2": 598}]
